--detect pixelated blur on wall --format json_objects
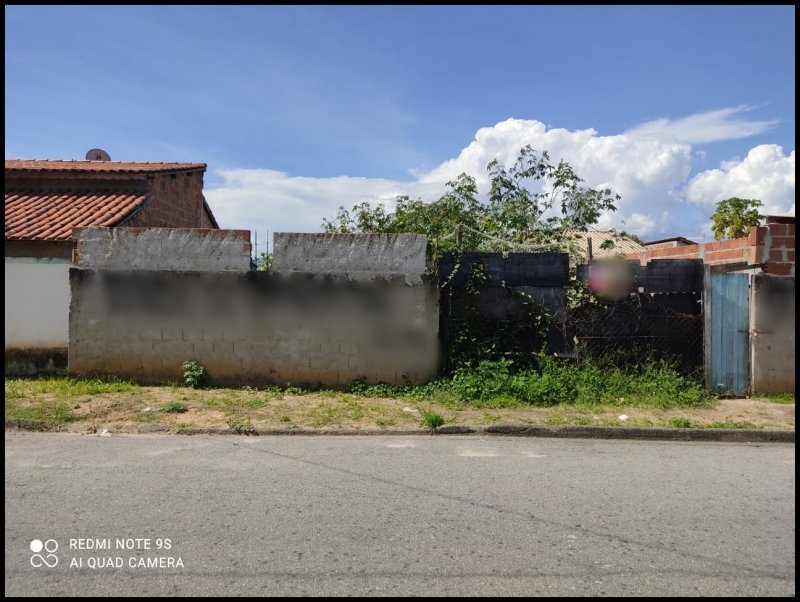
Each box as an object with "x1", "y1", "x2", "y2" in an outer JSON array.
[{"x1": 69, "y1": 270, "x2": 439, "y2": 387}]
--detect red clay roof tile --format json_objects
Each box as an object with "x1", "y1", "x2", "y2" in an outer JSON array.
[{"x1": 4, "y1": 190, "x2": 149, "y2": 241}]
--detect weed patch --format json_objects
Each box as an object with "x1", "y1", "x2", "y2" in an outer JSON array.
[
  {"x1": 442, "y1": 355, "x2": 711, "y2": 409},
  {"x1": 243, "y1": 397, "x2": 269, "y2": 409},
  {"x1": 157, "y1": 402, "x2": 188, "y2": 413},
  {"x1": 421, "y1": 411, "x2": 445, "y2": 429},
  {"x1": 182, "y1": 361, "x2": 208, "y2": 389},
  {"x1": 307, "y1": 403, "x2": 343, "y2": 427},
  {"x1": 668, "y1": 417, "x2": 759, "y2": 430},
  {"x1": 227, "y1": 417, "x2": 256, "y2": 434}
]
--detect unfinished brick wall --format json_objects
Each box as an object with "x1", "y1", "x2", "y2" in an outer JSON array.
[
  {"x1": 756, "y1": 217, "x2": 795, "y2": 277},
  {"x1": 626, "y1": 238, "x2": 750, "y2": 265},
  {"x1": 704, "y1": 238, "x2": 752, "y2": 265},
  {"x1": 627, "y1": 217, "x2": 795, "y2": 275},
  {"x1": 125, "y1": 171, "x2": 214, "y2": 229}
]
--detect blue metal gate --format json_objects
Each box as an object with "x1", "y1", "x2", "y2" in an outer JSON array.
[{"x1": 708, "y1": 271, "x2": 750, "y2": 396}]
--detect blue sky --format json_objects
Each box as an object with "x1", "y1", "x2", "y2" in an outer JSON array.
[{"x1": 5, "y1": 6, "x2": 795, "y2": 242}]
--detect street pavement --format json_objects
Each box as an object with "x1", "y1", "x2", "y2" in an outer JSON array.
[{"x1": 4, "y1": 432, "x2": 795, "y2": 596}]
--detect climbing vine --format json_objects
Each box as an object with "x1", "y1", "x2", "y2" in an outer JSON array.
[{"x1": 439, "y1": 254, "x2": 552, "y2": 373}]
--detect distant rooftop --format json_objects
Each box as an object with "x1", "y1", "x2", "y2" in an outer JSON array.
[
  {"x1": 644, "y1": 236, "x2": 697, "y2": 247},
  {"x1": 5, "y1": 159, "x2": 206, "y2": 174},
  {"x1": 569, "y1": 230, "x2": 646, "y2": 259}
]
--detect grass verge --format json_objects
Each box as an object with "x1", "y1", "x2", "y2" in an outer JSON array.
[{"x1": 4, "y1": 361, "x2": 792, "y2": 433}]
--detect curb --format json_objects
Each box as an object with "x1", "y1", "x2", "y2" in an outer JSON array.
[
  {"x1": 5, "y1": 418, "x2": 794, "y2": 442},
  {"x1": 176, "y1": 427, "x2": 428, "y2": 437},
  {"x1": 4, "y1": 418, "x2": 58, "y2": 432},
  {"x1": 480, "y1": 424, "x2": 795, "y2": 442}
]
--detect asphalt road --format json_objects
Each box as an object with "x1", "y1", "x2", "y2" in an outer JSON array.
[{"x1": 4, "y1": 432, "x2": 795, "y2": 597}]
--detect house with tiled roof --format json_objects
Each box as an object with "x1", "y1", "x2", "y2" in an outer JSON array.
[
  {"x1": 5, "y1": 154, "x2": 219, "y2": 373},
  {"x1": 568, "y1": 230, "x2": 646, "y2": 262}
]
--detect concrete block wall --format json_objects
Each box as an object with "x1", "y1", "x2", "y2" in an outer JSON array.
[
  {"x1": 68, "y1": 270, "x2": 439, "y2": 387},
  {"x1": 750, "y1": 274, "x2": 795, "y2": 393},
  {"x1": 272, "y1": 233, "x2": 428, "y2": 282},
  {"x1": 73, "y1": 227, "x2": 251, "y2": 272}
]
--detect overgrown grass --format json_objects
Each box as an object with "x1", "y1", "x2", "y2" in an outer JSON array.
[
  {"x1": 6, "y1": 376, "x2": 137, "y2": 399},
  {"x1": 348, "y1": 355, "x2": 711, "y2": 409},
  {"x1": 5, "y1": 397, "x2": 74, "y2": 428},
  {"x1": 5, "y1": 380, "x2": 24, "y2": 400},
  {"x1": 306, "y1": 398, "x2": 365, "y2": 427},
  {"x1": 755, "y1": 392, "x2": 795, "y2": 404},
  {"x1": 668, "y1": 416, "x2": 759, "y2": 429},
  {"x1": 348, "y1": 378, "x2": 460, "y2": 406},
  {"x1": 6, "y1": 358, "x2": 711, "y2": 413},
  {"x1": 707, "y1": 420, "x2": 758, "y2": 429},
  {"x1": 5, "y1": 369, "x2": 780, "y2": 432}
]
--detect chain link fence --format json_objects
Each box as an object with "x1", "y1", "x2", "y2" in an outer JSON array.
[{"x1": 552, "y1": 293, "x2": 704, "y2": 374}]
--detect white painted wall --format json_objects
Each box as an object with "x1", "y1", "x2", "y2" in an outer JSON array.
[{"x1": 4, "y1": 258, "x2": 71, "y2": 348}]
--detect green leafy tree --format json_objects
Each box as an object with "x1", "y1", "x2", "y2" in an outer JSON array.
[
  {"x1": 711, "y1": 197, "x2": 763, "y2": 240},
  {"x1": 322, "y1": 147, "x2": 620, "y2": 261},
  {"x1": 254, "y1": 252, "x2": 272, "y2": 271},
  {"x1": 323, "y1": 173, "x2": 485, "y2": 257},
  {"x1": 321, "y1": 147, "x2": 625, "y2": 370}
]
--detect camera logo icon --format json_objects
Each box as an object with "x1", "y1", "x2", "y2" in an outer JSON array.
[{"x1": 30, "y1": 539, "x2": 58, "y2": 568}]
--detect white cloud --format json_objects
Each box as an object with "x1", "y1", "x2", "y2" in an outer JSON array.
[
  {"x1": 686, "y1": 144, "x2": 795, "y2": 216},
  {"x1": 208, "y1": 169, "x2": 442, "y2": 244},
  {"x1": 205, "y1": 111, "x2": 792, "y2": 247},
  {"x1": 415, "y1": 118, "x2": 693, "y2": 236},
  {"x1": 623, "y1": 213, "x2": 657, "y2": 236},
  {"x1": 625, "y1": 105, "x2": 778, "y2": 144}
]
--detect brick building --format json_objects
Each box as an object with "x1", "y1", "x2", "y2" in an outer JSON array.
[
  {"x1": 626, "y1": 216, "x2": 795, "y2": 276},
  {"x1": 569, "y1": 230, "x2": 646, "y2": 262},
  {"x1": 5, "y1": 157, "x2": 219, "y2": 373}
]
